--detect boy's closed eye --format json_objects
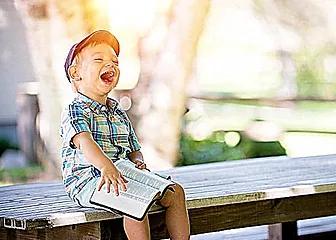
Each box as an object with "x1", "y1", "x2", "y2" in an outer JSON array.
[{"x1": 93, "y1": 58, "x2": 118, "y2": 66}]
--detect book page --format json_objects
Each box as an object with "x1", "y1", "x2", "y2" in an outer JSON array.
[
  {"x1": 90, "y1": 178, "x2": 160, "y2": 220},
  {"x1": 122, "y1": 178, "x2": 160, "y2": 201},
  {"x1": 90, "y1": 159, "x2": 174, "y2": 220},
  {"x1": 115, "y1": 159, "x2": 173, "y2": 192}
]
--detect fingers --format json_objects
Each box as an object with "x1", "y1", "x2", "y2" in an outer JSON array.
[
  {"x1": 112, "y1": 180, "x2": 119, "y2": 196},
  {"x1": 135, "y1": 161, "x2": 146, "y2": 169},
  {"x1": 118, "y1": 177, "x2": 127, "y2": 192},
  {"x1": 106, "y1": 178, "x2": 111, "y2": 193},
  {"x1": 97, "y1": 178, "x2": 104, "y2": 191},
  {"x1": 99, "y1": 174, "x2": 128, "y2": 196},
  {"x1": 98, "y1": 177, "x2": 111, "y2": 193},
  {"x1": 121, "y1": 174, "x2": 129, "y2": 183}
]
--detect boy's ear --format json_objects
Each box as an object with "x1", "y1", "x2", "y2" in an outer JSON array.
[{"x1": 68, "y1": 65, "x2": 81, "y2": 81}]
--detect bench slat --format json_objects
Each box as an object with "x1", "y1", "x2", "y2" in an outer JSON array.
[{"x1": 190, "y1": 216, "x2": 336, "y2": 240}]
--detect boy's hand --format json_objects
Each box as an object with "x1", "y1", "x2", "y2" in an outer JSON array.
[
  {"x1": 133, "y1": 159, "x2": 147, "y2": 170},
  {"x1": 127, "y1": 150, "x2": 147, "y2": 170},
  {"x1": 72, "y1": 132, "x2": 128, "y2": 196},
  {"x1": 98, "y1": 164, "x2": 128, "y2": 196}
]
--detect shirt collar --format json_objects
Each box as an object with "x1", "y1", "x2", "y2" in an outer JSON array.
[{"x1": 75, "y1": 92, "x2": 118, "y2": 114}]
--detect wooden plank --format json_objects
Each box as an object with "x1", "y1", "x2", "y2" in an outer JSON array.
[
  {"x1": 165, "y1": 155, "x2": 336, "y2": 175},
  {"x1": 180, "y1": 172, "x2": 336, "y2": 190},
  {"x1": 299, "y1": 216, "x2": 336, "y2": 235},
  {"x1": 172, "y1": 164, "x2": 336, "y2": 188},
  {"x1": 2, "y1": 179, "x2": 335, "y2": 216},
  {"x1": 2, "y1": 178, "x2": 336, "y2": 207},
  {"x1": 49, "y1": 210, "x2": 122, "y2": 228},
  {"x1": 299, "y1": 231, "x2": 336, "y2": 240},
  {"x1": 148, "y1": 191, "x2": 336, "y2": 238},
  {"x1": 185, "y1": 183, "x2": 336, "y2": 210},
  {"x1": 0, "y1": 155, "x2": 334, "y2": 197},
  {"x1": 180, "y1": 174, "x2": 336, "y2": 193},
  {"x1": 0, "y1": 222, "x2": 101, "y2": 240},
  {"x1": 268, "y1": 222, "x2": 298, "y2": 240},
  {"x1": 0, "y1": 197, "x2": 74, "y2": 211},
  {"x1": 0, "y1": 181, "x2": 63, "y2": 193},
  {"x1": 190, "y1": 225, "x2": 268, "y2": 240},
  {"x1": 189, "y1": 216, "x2": 336, "y2": 240},
  {"x1": 1, "y1": 170, "x2": 328, "y2": 202},
  {"x1": 184, "y1": 178, "x2": 336, "y2": 199},
  {"x1": 190, "y1": 229, "x2": 336, "y2": 240},
  {"x1": 0, "y1": 156, "x2": 335, "y2": 198},
  {"x1": 0, "y1": 198, "x2": 75, "y2": 212},
  {"x1": 1, "y1": 177, "x2": 335, "y2": 220},
  {"x1": 178, "y1": 159, "x2": 336, "y2": 182}
]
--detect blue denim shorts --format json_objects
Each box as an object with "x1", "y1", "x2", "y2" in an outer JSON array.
[{"x1": 73, "y1": 177, "x2": 102, "y2": 208}]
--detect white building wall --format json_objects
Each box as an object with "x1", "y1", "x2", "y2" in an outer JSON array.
[{"x1": 0, "y1": 0, "x2": 37, "y2": 143}]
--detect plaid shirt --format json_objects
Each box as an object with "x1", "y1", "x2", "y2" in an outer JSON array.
[{"x1": 60, "y1": 93, "x2": 140, "y2": 199}]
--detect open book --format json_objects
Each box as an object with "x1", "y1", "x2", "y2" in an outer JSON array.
[{"x1": 89, "y1": 159, "x2": 174, "y2": 221}]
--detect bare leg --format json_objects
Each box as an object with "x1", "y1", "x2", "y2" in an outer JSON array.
[
  {"x1": 158, "y1": 184, "x2": 190, "y2": 240},
  {"x1": 124, "y1": 215, "x2": 150, "y2": 240}
]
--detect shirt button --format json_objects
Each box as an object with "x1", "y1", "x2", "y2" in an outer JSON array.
[{"x1": 101, "y1": 106, "x2": 107, "y2": 112}]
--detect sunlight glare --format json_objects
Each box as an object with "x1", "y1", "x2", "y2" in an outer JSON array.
[
  {"x1": 225, "y1": 132, "x2": 241, "y2": 147},
  {"x1": 103, "y1": 0, "x2": 171, "y2": 90}
]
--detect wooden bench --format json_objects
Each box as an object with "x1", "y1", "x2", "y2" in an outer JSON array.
[{"x1": 1, "y1": 154, "x2": 336, "y2": 239}]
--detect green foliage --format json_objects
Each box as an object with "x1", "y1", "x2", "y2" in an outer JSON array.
[
  {"x1": 295, "y1": 47, "x2": 336, "y2": 98},
  {"x1": 0, "y1": 138, "x2": 41, "y2": 185},
  {"x1": 0, "y1": 165, "x2": 43, "y2": 184},
  {"x1": 177, "y1": 134, "x2": 245, "y2": 166},
  {"x1": 238, "y1": 134, "x2": 286, "y2": 158},
  {"x1": 177, "y1": 131, "x2": 287, "y2": 166}
]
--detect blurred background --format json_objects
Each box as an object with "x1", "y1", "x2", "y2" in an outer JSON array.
[{"x1": 1, "y1": 0, "x2": 336, "y2": 185}]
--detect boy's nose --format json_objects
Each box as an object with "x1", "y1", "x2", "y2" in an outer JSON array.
[
  {"x1": 105, "y1": 61, "x2": 113, "y2": 67},
  {"x1": 105, "y1": 61, "x2": 118, "y2": 70}
]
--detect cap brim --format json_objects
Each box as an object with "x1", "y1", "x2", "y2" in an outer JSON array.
[{"x1": 75, "y1": 30, "x2": 120, "y2": 57}]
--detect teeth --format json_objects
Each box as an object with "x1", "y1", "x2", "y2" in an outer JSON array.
[{"x1": 101, "y1": 71, "x2": 114, "y2": 78}]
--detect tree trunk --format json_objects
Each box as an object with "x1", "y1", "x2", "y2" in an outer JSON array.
[
  {"x1": 15, "y1": 0, "x2": 110, "y2": 178},
  {"x1": 277, "y1": 50, "x2": 297, "y2": 100},
  {"x1": 129, "y1": 0, "x2": 210, "y2": 169}
]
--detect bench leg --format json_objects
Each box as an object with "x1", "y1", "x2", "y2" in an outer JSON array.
[
  {"x1": 268, "y1": 221, "x2": 298, "y2": 240},
  {"x1": 0, "y1": 222, "x2": 101, "y2": 240}
]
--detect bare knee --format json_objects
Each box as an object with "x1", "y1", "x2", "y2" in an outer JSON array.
[
  {"x1": 159, "y1": 183, "x2": 186, "y2": 207},
  {"x1": 172, "y1": 183, "x2": 186, "y2": 199}
]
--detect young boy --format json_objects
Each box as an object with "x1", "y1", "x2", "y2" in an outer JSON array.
[{"x1": 60, "y1": 30, "x2": 190, "y2": 240}]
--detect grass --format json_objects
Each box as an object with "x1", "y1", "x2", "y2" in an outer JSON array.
[{"x1": 0, "y1": 165, "x2": 43, "y2": 185}]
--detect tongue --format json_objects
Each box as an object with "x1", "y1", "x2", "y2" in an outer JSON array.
[{"x1": 100, "y1": 72, "x2": 113, "y2": 83}]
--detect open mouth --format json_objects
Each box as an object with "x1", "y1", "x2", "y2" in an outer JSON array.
[{"x1": 100, "y1": 70, "x2": 115, "y2": 83}]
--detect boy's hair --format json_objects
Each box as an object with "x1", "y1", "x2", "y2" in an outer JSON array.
[
  {"x1": 71, "y1": 41, "x2": 107, "y2": 68},
  {"x1": 64, "y1": 30, "x2": 120, "y2": 82}
]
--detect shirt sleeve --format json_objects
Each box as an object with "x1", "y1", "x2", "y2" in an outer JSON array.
[{"x1": 60, "y1": 103, "x2": 91, "y2": 149}]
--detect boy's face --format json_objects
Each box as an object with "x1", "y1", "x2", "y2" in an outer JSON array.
[{"x1": 72, "y1": 43, "x2": 120, "y2": 101}]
